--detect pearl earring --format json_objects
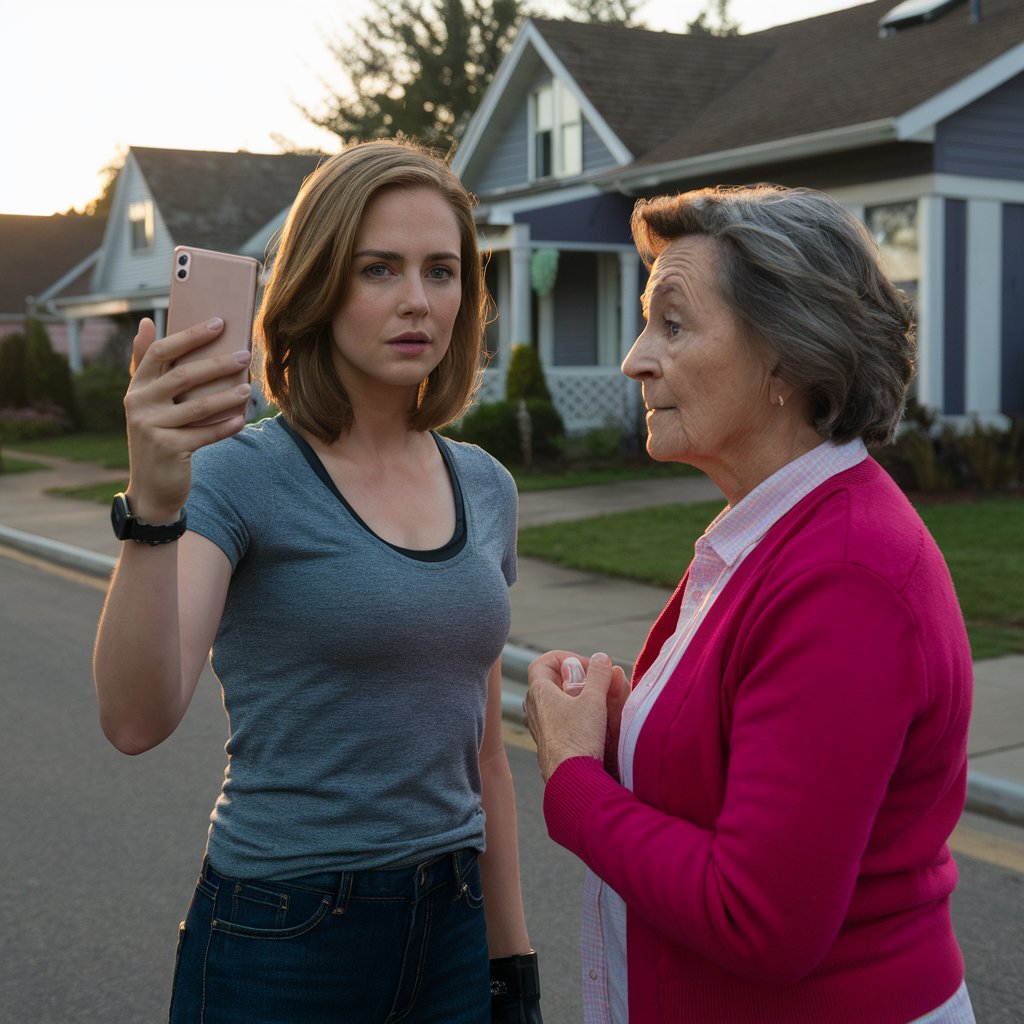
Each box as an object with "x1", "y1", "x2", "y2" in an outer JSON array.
[{"x1": 776, "y1": 394, "x2": 785, "y2": 407}]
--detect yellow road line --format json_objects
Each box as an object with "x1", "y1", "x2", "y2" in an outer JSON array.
[
  {"x1": 950, "y1": 823, "x2": 1024, "y2": 874},
  {"x1": 0, "y1": 544, "x2": 109, "y2": 592}
]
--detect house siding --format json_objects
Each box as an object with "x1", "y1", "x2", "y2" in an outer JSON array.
[
  {"x1": 1003, "y1": 202, "x2": 1024, "y2": 414},
  {"x1": 477, "y1": 103, "x2": 531, "y2": 193},
  {"x1": 553, "y1": 251, "x2": 598, "y2": 365},
  {"x1": 935, "y1": 71, "x2": 1024, "y2": 182},
  {"x1": 582, "y1": 121, "x2": 616, "y2": 173},
  {"x1": 514, "y1": 193, "x2": 634, "y2": 245},
  {"x1": 95, "y1": 157, "x2": 176, "y2": 294},
  {"x1": 943, "y1": 199, "x2": 967, "y2": 415}
]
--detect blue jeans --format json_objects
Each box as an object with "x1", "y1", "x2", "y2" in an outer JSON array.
[{"x1": 169, "y1": 850, "x2": 489, "y2": 1023}]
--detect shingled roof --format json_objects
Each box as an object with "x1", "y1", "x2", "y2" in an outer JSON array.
[
  {"x1": 0, "y1": 213, "x2": 106, "y2": 315},
  {"x1": 131, "y1": 147, "x2": 324, "y2": 252},
  {"x1": 530, "y1": 0, "x2": 1024, "y2": 172}
]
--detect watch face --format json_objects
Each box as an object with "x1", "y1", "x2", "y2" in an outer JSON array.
[{"x1": 111, "y1": 493, "x2": 133, "y2": 540}]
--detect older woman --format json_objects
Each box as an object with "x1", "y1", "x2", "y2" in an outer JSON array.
[{"x1": 525, "y1": 185, "x2": 975, "y2": 1023}]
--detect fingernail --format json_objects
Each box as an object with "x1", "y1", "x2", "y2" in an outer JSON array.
[
  {"x1": 591, "y1": 652, "x2": 611, "y2": 665},
  {"x1": 234, "y1": 350, "x2": 252, "y2": 364},
  {"x1": 207, "y1": 317, "x2": 224, "y2": 330}
]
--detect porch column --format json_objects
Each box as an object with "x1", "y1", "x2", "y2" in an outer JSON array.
[
  {"x1": 916, "y1": 193, "x2": 944, "y2": 412},
  {"x1": 509, "y1": 224, "x2": 532, "y2": 351},
  {"x1": 153, "y1": 307, "x2": 167, "y2": 339},
  {"x1": 618, "y1": 249, "x2": 643, "y2": 432},
  {"x1": 66, "y1": 318, "x2": 82, "y2": 372},
  {"x1": 965, "y1": 199, "x2": 1003, "y2": 418},
  {"x1": 618, "y1": 250, "x2": 641, "y2": 362}
]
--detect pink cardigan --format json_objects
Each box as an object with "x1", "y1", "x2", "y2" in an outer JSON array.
[{"x1": 544, "y1": 459, "x2": 973, "y2": 1022}]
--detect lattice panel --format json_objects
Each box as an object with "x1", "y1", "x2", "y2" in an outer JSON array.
[{"x1": 548, "y1": 370, "x2": 636, "y2": 433}]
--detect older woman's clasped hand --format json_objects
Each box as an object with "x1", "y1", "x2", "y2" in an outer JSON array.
[{"x1": 524, "y1": 651, "x2": 629, "y2": 782}]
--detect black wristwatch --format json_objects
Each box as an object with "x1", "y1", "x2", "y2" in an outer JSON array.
[{"x1": 110, "y1": 492, "x2": 187, "y2": 545}]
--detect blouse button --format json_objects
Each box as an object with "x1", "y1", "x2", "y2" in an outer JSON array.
[{"x1": 589, "y1": 969, "x2": 598, "y2": 980}]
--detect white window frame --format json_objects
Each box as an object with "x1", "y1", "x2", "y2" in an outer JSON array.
[
  {"x1": 128, "y1": 200, "x2": 154, "y2": 252},
  {"x1": 530, "y1": 80, "x2": 583, "y2": 182}
]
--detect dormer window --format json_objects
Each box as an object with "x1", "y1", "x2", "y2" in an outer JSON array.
[
  {"x1": 531, "y1": 81, "x2": 582, "y2": 181},
  {"x1": 129, "y1": 200, "x2": 154, "y2": 251}
]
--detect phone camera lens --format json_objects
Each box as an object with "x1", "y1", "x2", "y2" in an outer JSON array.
[
  {"x1": 177, "y1": 253, "x2": 189, "y2": 267},
  {"x1": 176, "y1": 268, "x2": 187, "y2": 280}
]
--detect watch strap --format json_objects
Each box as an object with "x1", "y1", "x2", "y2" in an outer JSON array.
[{"x1": 111, "y1": 492, "x2": 188, "y2": 546}]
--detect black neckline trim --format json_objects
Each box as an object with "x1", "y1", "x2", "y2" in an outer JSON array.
[{"x1": 279, "y1": 418, "x2": 467, "y2": 562}]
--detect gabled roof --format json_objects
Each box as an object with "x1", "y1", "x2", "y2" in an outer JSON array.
[
  {"x1": 458, "y1": 0, "x2": 1024, "y2": 191},
  {"x1": 629, "y1": 0, "x2": 1024, "y2": 173},
  {"x1": 0, "y1": 213, "x2": 106, "y2": 315},
  {"x1": 131, "y1": 147, "x2": 323, "y2": 252},
  {"x1": 528, "y1": 19, "x2": 771, "y2": 159}
]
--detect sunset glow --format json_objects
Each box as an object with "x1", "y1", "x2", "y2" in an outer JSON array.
[{"x1": 0, "y1": 0, "x2": 870, "y2": 216}]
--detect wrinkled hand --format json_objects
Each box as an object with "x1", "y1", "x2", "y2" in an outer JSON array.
[
  {"x1": 524, "y1": 651, "x2": 629, "y2": 783},
  {"x1": 124, "y1": 317, "x2": 251, "y2": 522}
]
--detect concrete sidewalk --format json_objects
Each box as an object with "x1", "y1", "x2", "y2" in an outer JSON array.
[{"x1": 1, "y1": 448, "x2": 1022, "y2": 825}]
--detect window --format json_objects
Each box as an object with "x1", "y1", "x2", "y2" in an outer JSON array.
[
  {"x1": 129, "y1": 200, "x2": 154, "y2": 251},
  {"x1": 865, "y1": 201, "x2": 919, "y2": 287},
  {"x1": 531, "y1": 81, "x2": 582, "y2": 181}
]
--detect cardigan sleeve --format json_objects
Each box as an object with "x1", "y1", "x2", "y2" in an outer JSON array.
[{"x1": 543, "y1": 560, "x2": 937, "y2": 983}]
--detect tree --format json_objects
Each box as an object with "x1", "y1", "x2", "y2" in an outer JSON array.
[
  {"x1": 565, "y1": 0, "x2": 642, "y2": 25},
  {"x1": 686, "y1": 0, "x2": 740, "y2": 36},
  {"x1": 305, "y1": 0, "x2": 523, "y2": 150}
]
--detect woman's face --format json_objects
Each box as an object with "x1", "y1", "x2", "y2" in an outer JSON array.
[
  {"x1": 330, "y1": 186, "x2": 463, "y2": 399},
  {"x1": 622, "y1": 235, "x2": 775, "y2": 474}
]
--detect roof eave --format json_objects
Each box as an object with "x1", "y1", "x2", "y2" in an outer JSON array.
[
  {"x1": 895, "y1": 38, "x2": 1024, "y2": 139},
  {"x1": 606, "y1": 119, "x2": 901, "y2": 191}
]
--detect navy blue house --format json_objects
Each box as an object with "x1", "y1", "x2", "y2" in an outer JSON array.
[{"x1": 454, "y1": 0, "x2": 1024, "y2": 432}]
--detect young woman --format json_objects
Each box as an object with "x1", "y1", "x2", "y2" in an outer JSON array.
[{"x1": 94, "y1": 140, "x2": 541, "y2": 1023}]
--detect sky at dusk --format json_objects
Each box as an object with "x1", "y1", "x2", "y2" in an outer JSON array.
[{"x1": 0, "y1": 0, "x2": 873, "y2": 217}]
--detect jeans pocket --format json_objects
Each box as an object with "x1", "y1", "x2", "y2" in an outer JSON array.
[
  {"x1": 212, "y1": 880, "x2": 332, "y2": 939},
  {"x1": 453, "y1": 853, "x2": 485, "y2": 910}
]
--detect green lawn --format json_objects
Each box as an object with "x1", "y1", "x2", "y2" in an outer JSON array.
[
  {"x1": 4, "y1": 433, "x2": 129, "y2": 469},
  {"x1": 511, "y1": 461, "x2": 698, "y2": 492},
  {"x1": 0, "y1": 456, "x2": 49, "y2": 473},
  {"x1": 518, "y1": 497, "x2": 1024, "y2": 660}
]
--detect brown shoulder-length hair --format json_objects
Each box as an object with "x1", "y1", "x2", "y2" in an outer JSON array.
[
  {"x1": 631, "y1": 185, "x2": 916, "y2": 447},
  {"x1": 257, "y1": 139, "x2": 488, "y2": 442}
]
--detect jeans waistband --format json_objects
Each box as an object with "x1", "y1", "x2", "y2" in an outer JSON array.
[{"x1": 201, "y1": 849, "x2": 478, "y2": 915}]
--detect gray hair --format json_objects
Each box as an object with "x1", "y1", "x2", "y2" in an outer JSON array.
[{"x1": 631, "y1": 185, "x2": 916, "y2": 446}]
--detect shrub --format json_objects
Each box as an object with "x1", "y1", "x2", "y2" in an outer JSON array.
[
  {"x1": 876, "y1": 428, "x2": 954, "y2": 493},
  {"x1": 448, "y1": 398, "x2": 564, "y2": 466},
  {"x1": 876, "y1": 405, "x2": 1022, "y2": 494},
  {"x1": 505, "y1": 344, "x2": 552, "y2": 403},
  {"x1": 957, "y1": 416, "x2": 1023, "y2": 491},
  {"x1": 74, "y1": 363, "x2": 130, "y2": 432},
  {"x1": 0, "y1": 405, "x2": 70, "y2": 442},
  {"x1": 0, "y1": 321, "x2": 77, "y2": 421}
]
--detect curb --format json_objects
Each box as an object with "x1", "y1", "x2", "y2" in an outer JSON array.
[
  {"x1": 0, "y1": 525, "x2": 116, "y2": 578},
  {"x1": 6, "y1": 527, "x2": 1024, "y2": 828}
]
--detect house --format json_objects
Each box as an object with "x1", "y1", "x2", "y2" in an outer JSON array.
[
  {"x1": 47, "y1": 147, "x2": 323, "y2": 370},
  {"x1": 453, "y1": 0, "x2": 1024, "y2": 433},
  {"x1": 0, "y1": 213, "x2": 108, "y2": 363}
]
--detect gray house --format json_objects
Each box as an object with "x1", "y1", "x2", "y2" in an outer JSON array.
[
  {"x1": 48, "y1": 147, "x2": 322, "y2": 370},
  {"x1": 453, "y1": 0, "x2": 1024, "y2": 433}
]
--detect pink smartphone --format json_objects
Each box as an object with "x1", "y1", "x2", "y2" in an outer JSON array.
[{"x1": 167, "y1": 245, "x2": 260, "y2": 425}]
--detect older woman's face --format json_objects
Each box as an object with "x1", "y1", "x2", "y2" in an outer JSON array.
[{"x1": 623, "y1": 235, "x2": 774, "y2": 474}]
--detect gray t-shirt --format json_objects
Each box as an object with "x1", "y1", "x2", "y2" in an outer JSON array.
[{"x1": 186, "y1": 415, "x2": 518, "y2": 878}]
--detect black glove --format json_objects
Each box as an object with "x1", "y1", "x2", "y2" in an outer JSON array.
[{"x1": 490, "y1": 950, "x2": 543, "y2": 1023}]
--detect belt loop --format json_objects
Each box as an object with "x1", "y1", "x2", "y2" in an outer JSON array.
[{"x1": 331, "y1": 872, "x2": 352, "y2": 916}]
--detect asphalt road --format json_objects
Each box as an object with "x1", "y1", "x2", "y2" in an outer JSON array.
[{"x1": 1, "y1": 549, "x2": 1021, "y2": 1022}]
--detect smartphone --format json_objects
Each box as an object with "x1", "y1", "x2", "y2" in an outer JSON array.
[{"x1": 166, "y1": 246, "x2": 260, "y2": 425}]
